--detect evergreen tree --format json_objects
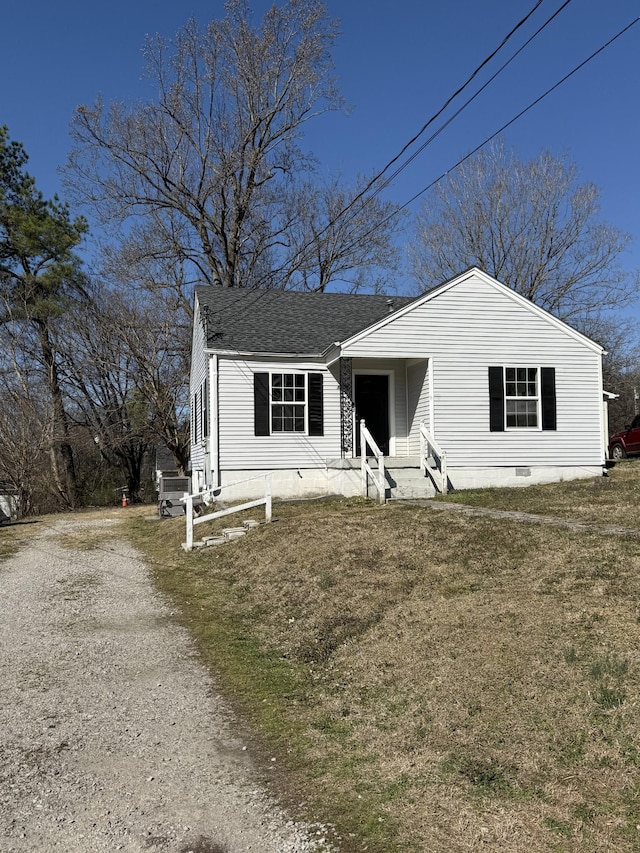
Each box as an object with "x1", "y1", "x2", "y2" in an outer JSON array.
[{"x1": 0, "y1": 126, "x2": 88, "y2": 507}]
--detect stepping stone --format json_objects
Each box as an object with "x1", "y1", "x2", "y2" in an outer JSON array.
[
  {"x1": 202, "y1": 536, "x2": 227, "y2": 547},
  {"x1": 222, "y1": 527, "x2": 247, "y2": 540}
]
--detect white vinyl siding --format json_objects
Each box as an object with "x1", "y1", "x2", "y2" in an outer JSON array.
[
  {"x1": 188, "y1": 297, "x2": 208, "y2": 473},
  {"x1": 218, "y1": 358, "x2": 341, "y2": 469},
  {"x1": 342, "y1": 272, "x2": 603, "y2": 467},
  {"x1": 407, "y1": 360, "x2": 430, "y2": 455}
]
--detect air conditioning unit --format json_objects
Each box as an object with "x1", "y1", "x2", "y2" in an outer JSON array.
[{"x1": 158, "y1": 476, "x2": 191, "y2": 518}]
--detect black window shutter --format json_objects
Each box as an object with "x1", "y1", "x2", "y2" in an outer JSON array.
[
  {"x1": 488, "y1": 367, "x2": 505, "y2": 432},
  {"x1": 308, "y1": 373, "x2": 324, "y2": 436},
  {"x1": 254, "y1": 373, "x2": 270, "y2": 436},
  {"x1": 541, "y1": 367, "x2": 557, "y2": 431}
]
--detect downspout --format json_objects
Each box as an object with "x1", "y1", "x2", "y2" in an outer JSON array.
[
  {"x1": 428, "y1": 357, "x2": 435, "y2": 438},
  {"x1": 405, "y1": 361, "x2": 409, "y2": 455},
  {"x1": 597, "y1": 353, "x2": 606, "y2": 466},
  {"x1": 209, "y1": 354, "x2": 220, "y2": 488}
]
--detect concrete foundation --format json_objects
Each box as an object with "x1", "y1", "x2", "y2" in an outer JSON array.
[{"x1": 212, "y1": 461, "x2": 605, "y2": 502}]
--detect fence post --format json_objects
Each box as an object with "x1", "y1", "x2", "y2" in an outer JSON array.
[
  {"x1": 185, "y1": 493, "x2": 194, "y2": 551},
  {"x1": 265, "y1": 474, "x2": 272, "y2": 523},
  {"x1": 360, "y1": 419, "x2": 367, "y2": 497}
]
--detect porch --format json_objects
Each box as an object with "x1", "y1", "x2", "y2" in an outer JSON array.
[{"x1": 335, "y1": 355, "x2": 433, "y2": 462}]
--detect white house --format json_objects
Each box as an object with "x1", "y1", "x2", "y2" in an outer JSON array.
[{"x1": 188, "y1": 268, "x2": 607, "y2": 502}]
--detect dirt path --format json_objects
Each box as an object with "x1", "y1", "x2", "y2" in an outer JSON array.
[
  {"x1": 0, "y1": 515, "x2": 328, "y2": 853},
  {"x1": 412, "y1": 499, "x2": 640, "y2": 538}
]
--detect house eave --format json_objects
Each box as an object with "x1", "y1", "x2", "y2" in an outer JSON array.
[{"x1": 204, "y1": 346, "x2": 325, "y2": 359}]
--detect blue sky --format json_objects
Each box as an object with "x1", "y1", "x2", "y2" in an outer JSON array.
[{"x1": 1, "y1": 0, "x2": 639, "y2": 301}]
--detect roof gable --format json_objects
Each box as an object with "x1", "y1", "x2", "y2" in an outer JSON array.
[{"x1": 339, "y1": 268, "x2": 604, "y2": 355}]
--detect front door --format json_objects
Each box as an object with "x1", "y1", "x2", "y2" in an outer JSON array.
[{"x1": 355, "y1": 374, "x2": 390, "y2": 455}]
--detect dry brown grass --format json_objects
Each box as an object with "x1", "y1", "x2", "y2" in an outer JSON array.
[
  {"x1": 435, "y1": 460, "x2": 640, "y2": 527},
  {"x1": 125, "y1": 477, "x2": 640, "y2": 853},
  {"x1": 0, "y1": 516, "x2": 46, "y2": 562}
]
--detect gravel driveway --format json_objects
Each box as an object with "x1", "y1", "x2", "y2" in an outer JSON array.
[{"x1": 0, "y1": 514, "x2": 328, "y2": 853}]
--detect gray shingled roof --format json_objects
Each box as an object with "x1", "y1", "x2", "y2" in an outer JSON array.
[{"x1": 195, "y1": 285, "x2": 418, "y2": 354}]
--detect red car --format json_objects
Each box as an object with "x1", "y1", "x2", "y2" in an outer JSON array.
[{"x1": 609, "y1": 414, "x2": 640, "y2": 460}]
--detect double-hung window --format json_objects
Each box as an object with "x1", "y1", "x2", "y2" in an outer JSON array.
[
  {"x1": 254, "y1": 371, "x2": 324, "y2": 436},
  {"x1": 505, "y1": 367, "x2": 539, "y2": 428},
  {"x1": 271, "y1": 373, "x2": 306, "y2": 432},
  {"x1": 489, "y1": 366, "x2": 556, "y2": 432}
]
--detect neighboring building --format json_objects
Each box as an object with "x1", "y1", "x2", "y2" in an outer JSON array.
[
  {"x1": 188, "y1": 268, "x2": 607, "y2": 501},
  {"x1": 0, "y1": 483, "x2": 17, "y2": 521}
]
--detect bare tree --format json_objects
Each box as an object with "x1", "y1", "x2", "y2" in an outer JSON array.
[
  {"x1": 61, "y1": 285, "x2": 189, "y2": 499},
  {"x1": 282, "y1": 175, "x2": 404, "y2": 293},
  {"x1": 409, "y1": 139, "x2": 636, "y2": 327},
  {"x1": 0, "y1": 334, "x2": 60, "y2": 516},
  {"x1": 65, "y1": 0, "x2": 401, "y2": 293},
  {"x1": 0, "y1": 387, "x2": 47, "y2": 517}
]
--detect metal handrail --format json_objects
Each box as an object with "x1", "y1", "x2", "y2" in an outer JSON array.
[
  {"x1": 182, "y1": 473, "x2": 272, "y2": 551},
  {"x1": 360, "y1": 420, "x2": 386, "y2": 504},
  {"x1": 419, "y1": 422, "x2": 448, "y2": 493}
]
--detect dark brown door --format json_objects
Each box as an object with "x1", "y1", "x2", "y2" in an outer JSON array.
[{"x1": 355, "y1": 374, "x2": 390, "y2": 455}]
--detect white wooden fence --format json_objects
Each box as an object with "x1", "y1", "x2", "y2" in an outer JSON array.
[{"x1": 182, "y1": 474, "x2": 272, "y2": 551}]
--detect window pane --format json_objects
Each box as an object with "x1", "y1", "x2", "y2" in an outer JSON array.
[
  {"x1": 272, "y1": 374, "x2": 282, "y2": 388},
  {"x1": 271, "y1": 404, "x2": 305, "y2": 432},
  {"x1": 284, "y1": 416, "x2": 294, "y2": 432},
  {"x1": 506, "y1": 400, "x2": 537, "y2": 428}
]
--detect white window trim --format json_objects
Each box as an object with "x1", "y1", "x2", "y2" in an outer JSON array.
[
  {"x1": 269, "y1": 371, "x2": 309, "y2": 435},
  {"x1": 504, "y1": 365, "x2": 542, "y2": 431}
]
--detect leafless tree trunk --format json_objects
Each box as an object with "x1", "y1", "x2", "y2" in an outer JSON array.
[{"x1": 35, "y1": 318, "x2": 78, "y2": 508}]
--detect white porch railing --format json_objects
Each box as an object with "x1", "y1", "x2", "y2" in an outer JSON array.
[
  {"x1": 360, "y1": 420, "x2": 386, "y2": 504},
  {"x1": 419, "y1": 421, "x2": 448, "y2": 494},
  {"x1": 182, "y1": 473, "x2": 272, "y2": 551}
]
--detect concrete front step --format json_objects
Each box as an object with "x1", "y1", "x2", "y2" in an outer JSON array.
[{"x1": 385, "y1": 467, "x2": 437, "y2": 500}]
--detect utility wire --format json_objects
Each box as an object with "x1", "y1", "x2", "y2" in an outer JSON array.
[
  {"x1": 335, "y1": 0, "x2": 547, "y2": 223},
  {"x1": 337, "y1": 16, "x2": 640, "y2": 261},
  {"x1": 258, "y1": 0, "x2": 567, "y2": 290},
  {"x1": 371, "y1": 0, "x2": 574, "y2": 196},
  {"x1": 299, "y1": 0, "x2": 575, "y2": 284}
]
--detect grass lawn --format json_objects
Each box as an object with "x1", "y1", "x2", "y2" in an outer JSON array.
[
  {"x1": 434, "y1": 459, "x2": 640, "y2": 528},
  {"x1": 120, "y1": 463, "x2": 640, "y2": 852}
]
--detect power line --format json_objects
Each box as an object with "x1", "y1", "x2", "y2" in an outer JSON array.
[
  {"x1": 306, "y1": 0, "x2": 576, "y2": 282},
  {"x1": 256, "y1": 0, "x2": 557, "y2": 290},
  {"x1": 336, "y1": 0, "x2": 550, "y2": 223},
  {"x1": 337, "y1": 16, "x2": 640, "y2": 262},
  {"x1": 370, "y1": 0, "x2": 574, "y2": 196}
]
